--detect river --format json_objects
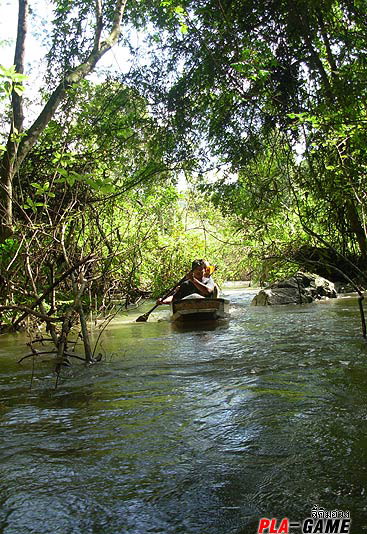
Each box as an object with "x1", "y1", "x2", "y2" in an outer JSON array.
[{"x1": 0, "y1": 288, "x2": 366, "y2": 533}]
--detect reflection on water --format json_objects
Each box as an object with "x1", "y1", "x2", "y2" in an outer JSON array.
[{"x1": 0, "y1": 289, "x2": 367, "y2": 533}]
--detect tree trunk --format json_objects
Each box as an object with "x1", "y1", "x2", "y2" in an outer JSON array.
[
  {"x1": 13, "y1": 0, "x2": 28, "y2": 132},
  {"x1": 346, "y1": 201, "x2": 367, "y2": 260},
  {"x1": 0, "y1": 157, "x2": 14, "y2": 241},
  {"x1": 0, "y1": 0, "x2": 28, "y2": 241}
]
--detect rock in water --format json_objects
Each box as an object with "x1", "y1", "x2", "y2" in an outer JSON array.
[{"x1": 251, "y1": 272, "x2": 337, "y2": 306}]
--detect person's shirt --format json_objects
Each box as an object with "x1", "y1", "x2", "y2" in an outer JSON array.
[
  {"x1": 173, "y1": 276, "x2": 215, "y2": 301},
  {"x1": 203, "y1": 276, "x2": 215, "y2": 293}
]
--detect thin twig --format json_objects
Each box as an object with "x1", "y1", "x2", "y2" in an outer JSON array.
[{"x1": 18, "y1": 351, "x2": 57, "y2": 363}]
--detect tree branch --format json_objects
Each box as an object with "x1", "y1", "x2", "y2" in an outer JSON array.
[
  {"x1": 12, "y1": 254, "x2": 96, "y2": 327},
  {"x1": 0, "y1": 305, "x2": 63, "y2": 322},
  {"x1": 94, "y1": 0, "x2": 103, "y2": 51}
]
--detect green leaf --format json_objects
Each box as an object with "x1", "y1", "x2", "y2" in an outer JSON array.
[
  {"x1": 231, "y1": 62, "x2": 246, "y2": 73},
  {"x1": 56, "y1": 168, "x2": 68, "y2": 177},
  {"x1": 13, "y1": 86, "x2": 24, "y2": 96}
]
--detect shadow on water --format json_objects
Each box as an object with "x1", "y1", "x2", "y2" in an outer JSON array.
[
  {"x1": 171, "y1": 318, "x2": 230, "y2": 333},
  {"x1": 0, "y1": 289, "x2": 367, "y2": 533}
]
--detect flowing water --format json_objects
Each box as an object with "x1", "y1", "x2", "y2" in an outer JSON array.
[{"x1": 0, "y1": 288, "x2": 366, "y2": 534}]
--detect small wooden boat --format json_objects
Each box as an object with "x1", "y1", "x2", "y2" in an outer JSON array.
[{"x1": 171, "y1": 297, "x2": 230, "y2": 322}]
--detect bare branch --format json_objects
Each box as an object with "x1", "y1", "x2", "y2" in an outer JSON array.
[
  {"x1": 12, "y1": 254, "x2": 97, "y2": 327},
  {"x1": 18, "y1": 351, "x2": 57, "y2": 363},
  {"x1": 0, "y1": 305, "x2": 63, "y2": 322}
]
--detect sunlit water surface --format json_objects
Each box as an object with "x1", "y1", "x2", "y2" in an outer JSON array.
[{"x1": 1, "y1": 288, "x2": 367, "y2": 533}]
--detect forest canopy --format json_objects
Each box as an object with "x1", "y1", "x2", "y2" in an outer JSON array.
[
  {"x1": 127, "y1": 0, "x2": 367, "y2": 266},
  {"x1": 1, "y1": 0, "x2": 367, "y2": 349}
]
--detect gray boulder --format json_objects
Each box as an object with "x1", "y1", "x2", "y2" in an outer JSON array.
[{"x1": 251, "y1": 272, "x2": 337, "y2": 306}]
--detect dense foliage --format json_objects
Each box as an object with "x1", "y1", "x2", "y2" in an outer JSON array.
[
  {"x1": 1, "y1": 0, "x2": 367, "y2": 363},
  {"x1": 126, "y1": 0, "x2": 367, "y2": 277}
]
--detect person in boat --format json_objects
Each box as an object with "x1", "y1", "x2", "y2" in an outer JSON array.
[
  {"x1": 157, "y1": 259, "x2": 216, "y2": 305},
  {"x1": 203, "y1": 260, "x2": 219, "y2": 298}
]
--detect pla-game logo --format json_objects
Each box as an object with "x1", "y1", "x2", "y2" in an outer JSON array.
[{"x1": 257, "y1": 505, "x2": 351, "y2": 534}]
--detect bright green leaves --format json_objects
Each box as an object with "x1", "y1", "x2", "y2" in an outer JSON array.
[
  {"x1": 50, "y1": 149, "x2": 116, "y2": 193},
  {"x1": 51, "y1": 150, "x2": 77, "y2": 167},
  {"x1": 0, "y1": 65, "x2": 28, "y2": 100},
  {"x1": 30, "y1": 181, "x2": 54, "y2": 196},
  {"x1": 232, "y1": 62, "x2": 270, "y2": 81},
  {"x1": 55, "y1": 167, "x2": 115, "y2": 193},
  {"x1": 0, "y1": 65, "x2": 28, "y2": 152},
  {"x1": 287, "y1": 112, "x2": 321, "y2": 129},
  {"x1": 173, "y1": 6, "x2": 189, "y2": 34},
  {"x1": 84, "y1": 176, "x2": 115, "y2": 194},
  {"x1": 9, "y1": 127, "x2": 27, "y2": 144},
  {"x1": 160, "y1": 1, "x2": 188, "y2": 34},
  {"x1": 54, "y1": 167, "x2": 77, "y2": 186},
  {"x1": 23, "y1": 197, "x2": 45, "y2": 213},
  {"x1": 23, "y1": 182, "x2": 55, "y2": 212},
  {"x1": 231, "y1": 46, "x2": 277, "y2": 83}
]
